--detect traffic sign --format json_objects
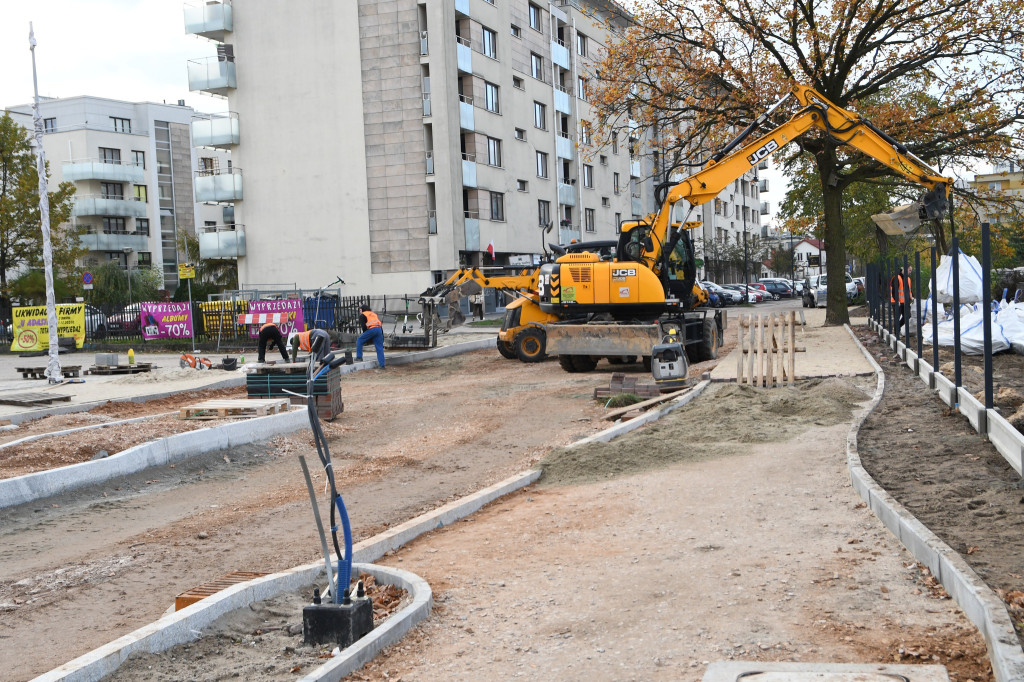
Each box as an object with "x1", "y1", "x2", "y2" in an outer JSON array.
[
  {"x1": 83, "y1": 272, "x2": 93, "y2": 285},
  {"x1": 178, "y1": 263, "x2": 196, "y2": 279}
]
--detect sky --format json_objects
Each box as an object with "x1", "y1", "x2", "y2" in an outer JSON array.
[{"x1": 0, "y1": 0, "x2": 226, "y2": 114}]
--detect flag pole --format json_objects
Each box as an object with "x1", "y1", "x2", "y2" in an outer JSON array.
[{"x1": 29, "y1": 22, "x2": 62, "y2": 383}]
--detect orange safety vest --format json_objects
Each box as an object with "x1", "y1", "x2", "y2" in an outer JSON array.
[
  {"x1": 296, "y1": 330, "x2": 313, "y2": 351},
  {"x1": 260, "y1": 322, "x2": 277, "y2": 333},
  {"x1": 889, "y1": 274, "x2": 912, "y2": 304},
  {"x1": 362, "y1": 310, "x2": 382, "y2": 329}
]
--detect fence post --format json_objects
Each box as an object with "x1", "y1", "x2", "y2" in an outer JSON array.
[
  {"x1": 915, "y1": 250, "x2": 922, "y2": 358},
  {"x1": 931, "y1": 246, "x2": 939, "y2": 375},
  {"x1": 902, "y1": 254, "x2": 910, "y2": 345},
  {"x1": 883, "y1": 259, "x2": 890, "y2": 334},
  {"x1": 982, "y1": 222, "x2": 993, "y2": 411},
  {"x1": 951, "y1": 237, "x2": 962, "y2": 391}
]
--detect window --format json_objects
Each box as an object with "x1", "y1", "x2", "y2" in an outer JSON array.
[
  {"x1": 585, "y1": 208, "x2": 596, "y2": 233},
  {"x1": 602, "y1": 197, "x2": 610, "y2": 207},
  {"x1": 490, "y1": 191, "x2": 505, "y2": 221},
  {"x1": 561, "y1": 207, "x2": 572, "y2": 229},
  {"x1": 513, "y1": 76, "x2": 524, "y2": 89},
  {"x1": 529, "y1": 3, "x2": 541, "y2": 31},
  {"x1": 135, "y1": 218, "x2": 150, "y2": 236},
  {"x1": 576, "y1": 31, "x2": 588, "y2": 56},
  {"x1": 517, "y1": 179, "x2": 529, "y2": 192},
  {"x1": 111, "y1": 117, "x2": 131, "y2": 133},
  {"x1": 582, "y1": 164, "x2": 594, "y2": 188},
  {"x1": 43, "y1": 118, "x2": 56, "y2": 133},
  {"x1": 580, "y1": 121, "x2": 592, "y2": 145},
  {"x1": 600, "y1": 155, "x2": 608, "y2": 165},
  {"x1": 134, "y1": 185, "x2": 148, "y2": 203},
  {"x1": 511, "y1": 24, "x2": 522, "y2": 38},
  {"x1": 533, "y1": 101, "x2": 546, "y2": 129},
  {"x1": 613, "y1": 173, "x2": 620, "y2": 194},
  {"x1": 100, "y1": 182, "x2": 124, "y2": 199},
  {"x1": 714, "y1": 199, "x2": 722, "y2": 215},
  {"x1": 531, "y1": 53, "x2": 544, "y2": 79},
  {"x1": 102, "y1": 217, "x2": 127, "y2": 233},
  {"x1": 199, "y1": 157, "x2": 217, "y2": 173},
  {"x1": 487, "y1": 137, "x2": 502, "y2": 167},
  {"x1": 100, "y1": 147, "x2": 121, "y2": 164},
  {"x1": 577, "y1": 76, "x2": 587, "y2": 100},
  {"x1": 132, "y1": 151, "x2": 145, "y2": 169},
  {"x1": 536, "y1": 151, "x2": 549, "y2": 178},
  {"x1": 484, "y1": 82, "x2": 500, "y2": 113},
  {"x1": 615, "y1": 212, "x2": 622, "y2": 230},
  {"x1": 538, "y1": 199, "x2": 551, "y2": 227},
  {"x1": 137, "y1": 251, "x2": 152, "y2": 266},
  {"x1": 611, "y1": 134, "x2": 618, "y2": 154},
  {"x1": 482, "y1": 28, "x2": 497, "y2": 59},
  {"x1": 515, "y1": 128, "x2": 526, "y2": 141}
]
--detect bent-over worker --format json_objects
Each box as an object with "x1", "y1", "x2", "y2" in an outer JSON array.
[
  {"x1": 257, "y1": 322, "x2": 290, "y2": 363},
  {"x1": 289, "y1": 328, "x2": 337, "y2": 364},
  {"x1": 355, "y1": 304, "x2": 386, "y2": 368}
]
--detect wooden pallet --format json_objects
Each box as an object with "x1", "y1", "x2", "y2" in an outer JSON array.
[
  {"x1": 0, "y1": 392, "x2": 73, "y2": 407},
  {"x1": 174, "y1": 571, "x2": 269, "y2": 611},
  {"x1": 16, "y1": 366, "x2": 81, "y2": 379},
  {"x1": 180, "y1": 398, "x2": 290, "y2": 420},
  {"x1": 85, "y1": 363, "x2": 154, "y2": 376}
]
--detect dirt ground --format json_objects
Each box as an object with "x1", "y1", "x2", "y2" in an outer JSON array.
[{"x1": 856, "y1": 326, "x2": 1024, "y2": 647}]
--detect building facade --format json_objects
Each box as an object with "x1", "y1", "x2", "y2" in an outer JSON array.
[
  {"x1": 184, "y1": 0, "x2": 656, "y2": 295},
  {"x1": 970, "y1": 161, "x2": 1024, "y2": 225},
  {"x1": 6, "y1": 97, "x2": 227, "y2": 291}
]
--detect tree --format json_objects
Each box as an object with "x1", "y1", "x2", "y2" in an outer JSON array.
[
  {"x1": 769, "y1": 245, "x2": 795, "y2": 278},
  {"x1": 87, "y1": 262, "x2": 162, "y2": 308},
  {"x1": 171, "y1": 231, "x2": 238, "y2": 302},
  {"x1": 0, "y1": 113, "x2": 83, "y2": 303},
  {"x1": 591, "y1": 0, "x2": 1024, "y2": 325}
]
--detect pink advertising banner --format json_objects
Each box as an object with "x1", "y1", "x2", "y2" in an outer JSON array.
[
  {"x1": 246, "y1": 299, "x2": 304, "y2": 338},
  {"x1": 140, "y1": 302, "x2": 194, "y2": 340}
]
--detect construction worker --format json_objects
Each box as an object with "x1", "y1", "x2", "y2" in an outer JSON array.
[
  {"x1": 257, "y1": 322, "x2": 290, "y2": 363},
  {"x1": 289, "y1": 328, "x2": 339, "y2": 364},
  {"x1": 355, "y1": 304, "x2": 386, "y2": 368},
  {"x1": 890, "y1": 266, "x2": 913, "y2": 331}
]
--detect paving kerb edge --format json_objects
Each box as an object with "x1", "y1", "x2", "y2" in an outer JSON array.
[
  {"x1": 0, "y1": 411, "x2": 177, "y2": 451},
  {"x1": 2, "y1": 339, "x2": 497, "y2": 509},
  {"x1": 844, "y1": 323, "x2": 1024, "y2": 682},
  {"x1": 568, "y1": 380, "x2": 710, "y2": 447}
]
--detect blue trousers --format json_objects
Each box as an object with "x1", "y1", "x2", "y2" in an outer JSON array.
[{"x1": 355, "y1": 326, "x2": 385, "y2": 367}]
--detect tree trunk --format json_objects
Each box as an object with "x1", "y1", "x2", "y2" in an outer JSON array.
[{"x1": 816, "y1": 149, "x2": 850, "y2": 326}]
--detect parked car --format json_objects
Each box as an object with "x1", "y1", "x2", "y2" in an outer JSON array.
[
  {"x1": 761, "y1": 280, "x2": 793, "y2": 299},
  {"x1": 802, "y1": 273, "x2": 856, "y2": 307},
  {"x1": 107, "y1": 303, "x2": 142, "y2": 333},
  {"x1": 725, "y1": 284, "x2": 765, "y2": 303},
  {"x1": 853, "y1": 277, "x2": 865, "y2": 295},
  {"x1": 701, "y1": 281, "x2": 741, "y2": 306}
]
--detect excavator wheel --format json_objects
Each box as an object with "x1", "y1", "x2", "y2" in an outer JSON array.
[
  {"x1": 607, "y1": 355, "x2": 637, "y2": 365},
  {"x1": 496, "y1": 338, "x2": 517, "y2": 360},
  {"x1": 558, "y1": 355, "x2": 579, "y2": 372},
  {"x1": 514, "y1": 327, "x2": 546, "y2": 363},
  {"x1": 571, "y1": 355, "x2": 598, "y2": 372},
  {"x1": 689, "y1": 317, "x2": 720, "y2": 362}
]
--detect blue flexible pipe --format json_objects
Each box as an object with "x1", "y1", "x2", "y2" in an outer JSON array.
[{"x1": 334, "y1": 493, "x2": 353, "y2": 601}]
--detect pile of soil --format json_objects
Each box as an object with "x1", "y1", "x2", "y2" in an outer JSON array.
[
  {"x1": 541, "y1": 377, "x2": 870, "y2": 486},
  {"x1": 855, "y1": 326, "x2": 1024, "y2": 647},
  {"x1": 108, "y1": 573, "x2": 408, "y2": 682}
]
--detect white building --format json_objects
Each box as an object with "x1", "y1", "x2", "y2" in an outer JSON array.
[
  {"x1": 183, "y1": 0, "x2": 654, "y2": 296},
  {"x1": 6, "y1": 97, "x2": 229, "y2": 291},
  {"x1": 793, "y1": 237, "x2": 826, "y2": 280}
]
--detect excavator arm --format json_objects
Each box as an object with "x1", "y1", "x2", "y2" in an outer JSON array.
[{"x1": 419, "y1": 267, "x2": 539, "y2": 304}]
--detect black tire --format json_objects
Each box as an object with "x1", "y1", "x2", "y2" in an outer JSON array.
[
  {"x1": 691, "y1": 317, "x2": 719, "y2": 362},
  {"x1": 572, "y1": 355, "x2": 598, "y2": 372},
  {"x1": 496, "y1": 338, "x2": 517, "y2": 360},
  {"x1": 772, "y1": 294, "x2": 780, "y2": 301},
  {"x1": 642, "y1": 356, "x2": 652, "y2": 372},
  {"x1": 607, "y1": 355, "x2": 636, "y2": 365},
  {"x1": 514, "y1": 327, "x2": 546, "y2": 363},
  {"x1": 558, "y1": 355, "x2": 579, "y2": 372}
]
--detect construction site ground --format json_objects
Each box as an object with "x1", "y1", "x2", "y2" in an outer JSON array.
[{"x1": 0, "y1": 302, "x2": 1003, "y2": 681}]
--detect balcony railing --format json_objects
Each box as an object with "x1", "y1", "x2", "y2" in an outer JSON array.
[
  {"x1": 459, "y1": 94, "x2": 474, "y2": 105},
  {"x1": 422, "y1": 93, "x2": 431, "y2": 116},
  {"x1": 199, "y1": 223, "x2": 246, "y2": 258},
  {"x1": 461, "y1": 152, "x2": 476, "y2": 162},
  {"x1": 62, "y1": 158, "x2": 145, "y2": 184},
  {"x1": 187, "y1": 57, "x2": 236, "y2": 97},
  {"x1": 72, "y1": 194, "x2": 147, "y2": 218},
  {"x1": 456, "y1": 35, "x2": 471, "y2": 47},
  {"x1": 184, "y1": 0, "x2": 232, "y2": 41},
  {"x1": 425, "y1": 151, "x2": 434, "y2": 175},
  {"x1": 191, "y1": 111, "x2": 239, "y2": 148},
  {"x1": 464, "y1": 210, "x2": 480, "y2": 219},
  {"x1": 80, "y1": 231, "x2": 149, "y2": 253},
  {"x1": 194, "y1": 167, "x2": 243, "y2": 202},
  {"x1": 420, "y1": 31, "x2": 429, "y2": 55},
  {"x1": 427, "y1": 209, "x2": 437, "y2": 234}
]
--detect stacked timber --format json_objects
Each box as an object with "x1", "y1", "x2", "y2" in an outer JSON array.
[{"x1": 245, "y1": 362, "x2": 343, "y2": 420}]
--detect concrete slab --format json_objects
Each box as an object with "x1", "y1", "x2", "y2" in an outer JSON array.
[
  {"x1": 703, "y1": 661, "x2": 949, "y2": 681},
  {"x1": 986, "y1": 410, "x2": 1024, "y2": 476},
  {"x1": 958, "y1": 386, "x2": 987, "y2": 432}
]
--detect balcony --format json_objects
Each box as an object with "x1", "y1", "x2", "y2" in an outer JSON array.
[
  {"x1": 760, "y1": 201, "x2": 771, "y2": 216},
  {"x1": 80, "y1": 231, "x2": 149, "y2": 253},
  {"x1": 554, "y1": 87, "x2": 571, "y2": 114},
  {"x1": 199, "y1": 224, "x2": 246, "y2": 258},
  {"x1": 420, "y1": 30, "x2": 429, "y2": 56},
  {"x1": 457, "y1": 36, "x2": 472, "y2": 73},
  {"x1": 461, "y1": 153, "x2": 477, "y2": 188},
  {"x1": 551, "y1": 41, "x2": 569, "y2": 69},
  {"x1": 465, "y1": 216, "x2": 480, "y2": 251},
  {"x1": 632, "y1": 196, "x2": 642, "y2": 215},
  {"x1": 72, "y1": 195, "x2": 148, "y2": 218},
  {"x1": 187, "y1": 57, "x2": 236, "y2": 97},
  {"x1": 191, "y1": 111, "x2": 239, "y2": 148},
  {"x1": 630, "y1": 159, "x2": 641, "y2": 177},
  {"x1": 423, "y1": 93, "x2": 432, "y2": 116},
  {"x1": 558, "y1": 182, "x2": 576, "y2": 206},
  {"x1": 555, "y1": 132, "x2": 574, "y2": 160},
  {"x1": 425, "y1": 151, "x2": 434, "y2": 175},
  {"x1": 194, "y1": 168, "x2": 243, "y2": 202},
  {"x1": 758, "y1": 178, "x2": 769, "y2": 192},
  {"x1": 223, "y1": 204, "x2": 235, "y2": 223},
  {"x1": 184, "y1": 0, "x2": 232, "y2": 41},
  {"x1": 62, "y1": 159, "x2": 145, "y2": 184},
  {"x1": 428, "y1": 209, "x2": 437, "y2": 235},
  {"x1": 459, "y1": 96, "x2": 475, "y2": 130}
]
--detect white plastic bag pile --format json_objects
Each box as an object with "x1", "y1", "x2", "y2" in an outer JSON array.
[
  {"x1": 924, "y1": 300, "x2": 1024, "y2": 355},
  {"x1": 933, "y1": 249, "x2": 984, "y2": 304}
]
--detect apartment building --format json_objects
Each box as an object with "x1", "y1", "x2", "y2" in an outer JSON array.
[
  {"x1": 183, "y1": 0, "x2": 652, "y2": 295},
  {"x1": 5, "y1": 97, "x2": 227, "y2": 290},
  {"x1": 970, "y1": 161, "x2": 1024, "y2": 225}
]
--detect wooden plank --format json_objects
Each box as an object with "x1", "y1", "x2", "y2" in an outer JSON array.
[
  {"x1": 789, "y1": 311, "x2": 796, "y2": 386},
  {"x1": 603, "y1": 387, "x2": 692, "y2": 421},
  {"x1": 746, "y1": 315, "x2": 756, "y2": 386},
  {"x1": 736, "y1": 314, "x2": 745, "y2": 383},
  {"x1": 755, "y1": 314, "x2": 763, "y2": 388},
  {"x1": 767, "y1": 314, "x2": 776, "y2": 388}
]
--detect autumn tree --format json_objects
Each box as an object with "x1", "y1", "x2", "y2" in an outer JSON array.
[
  {"x1": 0, "y1": 112, "x2": 83, "y2": 304},
  {"x1": 591, "y1": 0, "x2": 1024, "y2": 324}
]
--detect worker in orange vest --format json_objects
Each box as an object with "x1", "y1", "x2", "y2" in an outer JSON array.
[
  {"x1": 289, "y1": 328, "x2": 336, "y2": 364},
  {"x1": 355, "y1": 304, "x2": 386, "y2": 368},
  {"x1": 257, "y1": 322, "x2": 290, "y2": 363},
  {"x1": 889, "y1": 266, "x2": 913, "y2": 330}
]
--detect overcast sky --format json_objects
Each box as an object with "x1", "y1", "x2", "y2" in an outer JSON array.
[{"x1": 0, "y1": 0, "x2": 226, "y2": 113}]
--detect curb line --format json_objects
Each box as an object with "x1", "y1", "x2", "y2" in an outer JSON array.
[
  {"x1": 569, "y1": 380, "x2": 710, "y2": 447},
  {"x1": 844, "y1": 324, "x2": 1024, "y2": 682}
]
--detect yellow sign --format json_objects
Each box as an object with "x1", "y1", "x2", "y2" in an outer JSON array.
[
  {"x1": 10, "y1": 304, "x2": 86, "y2": 352},
  {"x1": 178, "y1": 263, "x2": 196, "y2": 279}
]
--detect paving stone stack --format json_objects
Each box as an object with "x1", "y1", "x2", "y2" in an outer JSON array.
[{"x1": 246, "y1": 363, "x2": 343, "y2": 420}]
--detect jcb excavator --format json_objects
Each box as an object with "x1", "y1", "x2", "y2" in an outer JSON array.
[{"x1": 529, "y1": 83, "x2": 950, "y2": 373}]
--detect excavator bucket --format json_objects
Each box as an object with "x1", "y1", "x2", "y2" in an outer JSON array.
[{"x1": 871, "y1": 186, "x2": 950, "y2": 236}]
